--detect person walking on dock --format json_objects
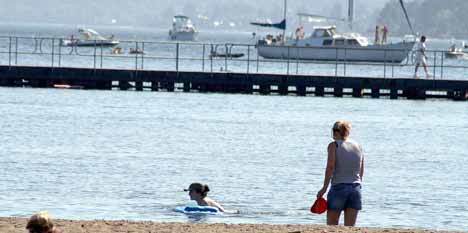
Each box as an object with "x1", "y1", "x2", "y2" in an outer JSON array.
[
  {"x1": 317, "y1": 121, "x2": 364, "y2": 226},
  {"x1": 414, "y1": 35, "x2": 430, "y2": 78}
]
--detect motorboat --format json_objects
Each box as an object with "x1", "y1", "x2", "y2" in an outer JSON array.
[
  {"x1": 445, "y1": 44, "x2": 465, "y2": 59},
  {"x1": 60, "y1": 28, "x2": 119, "y2": 47},
  {"x1": 169, "y1": 15, "x2": 197, "y2": 41},
  {"x1": 256, "y1": 26, "x2": 416, "y2": 63}
]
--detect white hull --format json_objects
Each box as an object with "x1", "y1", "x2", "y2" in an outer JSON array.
[
  {"x1": 60, "y1": 39, "x2": 119, "y2": 47},
  {"x1": 257, "y1": 41, "x2": 416, "y2": 63},
  {"x1": 445, "y1": 51, "x2": 465, "y2": 59},
  {"x1": 169, "y1": 31, "x2": 197, "y2": 41}
]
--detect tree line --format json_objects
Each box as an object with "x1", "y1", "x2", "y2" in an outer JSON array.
[{"x1": 377, "y1": 0, "x2": 468, "y2": 38}]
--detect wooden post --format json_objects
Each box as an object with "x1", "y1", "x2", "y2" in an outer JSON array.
[
  {"x1": 259, "y1": 84, "x2": 270, "y2": 95},
  {"x1": 243, "y1": 84, "x2": 253, "y2": 94},
  {"x1": 390, "y1": 88, "x2": 398, "y2": 99},
  {"x1": 296, "y1": 85, "x2": 306, "y2": 96},
  {"x1": 352, "y1": 88, "x2": 363, "y2": 98},
  {"x1": 371, "y1": 87, "x2": 380, "y2": 98},
  {"x1": 135, "y1": 81, "x2": 143, "y2": 91},
  {"x1": 96, "y1": 80, "x2": 112, "y2": 90},
  {"x1": 404, "y1": 88, "x2": 426, "y2": 100},
  {"x1": 151, "y1": 81, "x2": 159, "y2": 91},
  {"x1": 166, "y1": 82, "x2": 175, "y2": 92},
  {"x1": 279, "y1": 84, "x2": 288, "y2": 95},
  {"x1": 333, "y1": 86, "x2": 343, "y2": 97},
  {"x1": 315, "y1": 86, "x2": 324, "y2": 96},
  {"x1": 119, "y1": 81, "x2": 131, "y2": 90},
  {"x1": 183, "y1": 82, "x2": 190, "y2": 92}
]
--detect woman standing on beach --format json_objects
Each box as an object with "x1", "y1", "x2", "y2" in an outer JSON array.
[
  {"x1": 185, "y1": 183, "x2": 225, "y2": 212},
  {"x1": 317, "y1": 121, "x2": 364, "y2": 226}
]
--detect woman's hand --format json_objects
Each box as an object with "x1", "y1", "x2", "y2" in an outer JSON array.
[{"x1": 317, "y1": 187, "x2": 327, "y2": 198}]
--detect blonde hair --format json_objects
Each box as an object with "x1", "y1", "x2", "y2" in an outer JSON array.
[
  {"x1": 332, "y1": 120, "x2": 352, "y2": 138},
  {"x1": 26, "y1": 211, "x2": 55, "y2": 233}
]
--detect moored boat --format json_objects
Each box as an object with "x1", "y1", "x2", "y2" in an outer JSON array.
[
  {"x1": 253, "y1": 0, "x2": 416, "y2": 63},
  {"x1": 256, "y1": 26, "x2": 415, "y2": 63},
  {"x1": 60, "y1": 28, "x2": 119, "y2": 47},
  {"x1": 169, "y1": 15, "x2": 197, "y2": 41},
  {"x1": 445, "y1": 44, "x2": 465, "y2": 59}
]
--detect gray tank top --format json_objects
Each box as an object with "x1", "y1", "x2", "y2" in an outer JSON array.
[{"x1": 331, "y1": 139, "x2": 363, "y2": 185}]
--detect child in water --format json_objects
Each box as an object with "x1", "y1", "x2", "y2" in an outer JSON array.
[{"x1": 184, "y1": 183, "x2": 225, "y2": 212}]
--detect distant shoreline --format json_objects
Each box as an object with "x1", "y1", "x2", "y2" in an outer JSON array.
[{"x1": 0, "y1": 217, "x2": 463, "y2": 233}]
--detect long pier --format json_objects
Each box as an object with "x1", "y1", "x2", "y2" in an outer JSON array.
[
  {"x1": 0, "y1": 36, "x2": 467, "y2": 100},
  {"x1": 1, "y1": 65, "x2": 467, "y2": 100}
]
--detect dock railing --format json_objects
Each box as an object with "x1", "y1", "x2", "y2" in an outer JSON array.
[{"x1": 0, "y1": 36, "x2": 466, "y2": 80}]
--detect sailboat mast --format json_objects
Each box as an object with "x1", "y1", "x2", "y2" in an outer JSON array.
[
  {"x1": 282, "y1": 0, "x2": 287, "y2": 44},
  {"x1": 348, "y1": 0, "x2": 354, "y2": 30}
]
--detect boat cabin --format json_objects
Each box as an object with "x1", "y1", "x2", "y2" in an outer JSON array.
[
  {"x1": 285, "y1": 25, "x2": 368, "y2": 47},
  {"x1": 311, "y1": 26, "x2": 337, "y2": 38},
  {"x1": 322, "y1": 38, "x2": 361, "y2": 46},
  {"x1": 172, "y1": 15, "x2": 195, "y2": 31}
]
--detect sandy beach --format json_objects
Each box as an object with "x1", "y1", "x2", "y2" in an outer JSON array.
[{"x1": 0, "y1": 218, "x2": 463, "y2": 233}]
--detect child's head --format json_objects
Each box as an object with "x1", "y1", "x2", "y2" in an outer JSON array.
[
  {"x1": 26, "y1": 211, "x2": 55, "y2": 233},
  {"x1": 185, "y1": 182, "x2": 210, "y2": 199},
  {"x1": 420, "y1": 35, "x2": 426, "y2": 42}
]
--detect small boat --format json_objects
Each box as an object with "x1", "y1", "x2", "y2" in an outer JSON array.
[
  {"x1": 129, "y1": 48, "x2": 144, "y2": 55},
  {"x1": 445, "y1": 44, "x2": 465, "y2": 59},
  {"x1": 53, "y1": 84, "x2": 84, "y2": 89},
  {"x1": 210, "y1": 52, "x2": 244, "y2": 58},
  {"x1": 169, "y1": 15, "x2": 198, "y2": 41},
  {"x1": 60, "y1": 28, "x2": 119, "y2": 47},
  {"x1": 209, "y1": 44, "x2": 244, "y2": 59}
]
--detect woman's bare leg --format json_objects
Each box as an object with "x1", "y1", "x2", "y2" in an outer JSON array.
[
  {"x1": 327, "y1": 210, "x2": 341, "y2": 225},
  {"x1": 344, "y1": 208, "x2": 359, "y2": 226}
]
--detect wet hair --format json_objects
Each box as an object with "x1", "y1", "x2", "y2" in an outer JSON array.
[
  {"x1": 188, "y1": 183, "x2": 210, "y2": 198},
  {"x1": 332, "y1": 120, "x2": 351, "y2": 138},
  {"x1": 26, "y1": 211, "x2": 56, "y2": 233},
  {"x1": 421, "y1": 35, "x2": 426, "y2": 42}
]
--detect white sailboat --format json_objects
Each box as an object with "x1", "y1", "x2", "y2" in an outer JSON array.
[{"x1": 254, "y1": 0, "x2": 416, "y2": 63}]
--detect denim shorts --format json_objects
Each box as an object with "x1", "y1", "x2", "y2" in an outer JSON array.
[{"x1": 327, "y1": 183, "x2": 362, "y2": 211}]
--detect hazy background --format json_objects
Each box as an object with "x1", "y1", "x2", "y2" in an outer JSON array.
[
  {"x1": 1, "y1": 0, "x2": 467, "y2": 38},
  {"x1": 0, "y1": 0, "x2": 389, "y2": 32}
]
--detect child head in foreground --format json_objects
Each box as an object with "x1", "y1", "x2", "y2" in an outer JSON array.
[{"x1": 26, "y1": 211, "x2": 60, "y2": 233}]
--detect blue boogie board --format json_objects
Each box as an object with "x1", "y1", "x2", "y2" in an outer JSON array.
[{"x1": 174, "y1": 205, "x2": 220, "y2": 215}]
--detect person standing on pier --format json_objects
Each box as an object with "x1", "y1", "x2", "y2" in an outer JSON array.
[
  {"x1": 317, "y1": 121, "x2": 364, "y2": 226},
  {"x1": 414, "y1": 35, "x2": 430, "y2": 78}
]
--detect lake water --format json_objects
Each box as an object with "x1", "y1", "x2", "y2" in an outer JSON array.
[
  {"x1": 1, "y1": 87, "x2": 467, "y2": 231},
  {"x1": 0, "y1": 24, "x2": 468, "y2": 232}
]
